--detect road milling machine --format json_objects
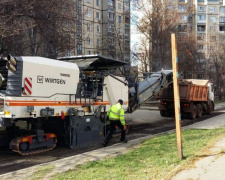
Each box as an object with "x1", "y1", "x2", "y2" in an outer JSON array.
[{"x1": 0, "y1": 54, "x2": 172, "y2": 155}]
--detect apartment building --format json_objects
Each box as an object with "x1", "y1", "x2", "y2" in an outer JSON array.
[
  {"x1": 170, "y1": 0, "x2": 225, "y2": 78},
  {"x1": 195, "y1": 0, "x2": 225, "y2": 78},
  {"x1": 74, "y1": 0, "x2": 130, "y2": 62}
]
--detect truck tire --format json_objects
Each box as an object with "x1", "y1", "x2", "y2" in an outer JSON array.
[
  {"x1": 189, "y1": 105, "x2": 197, "y2": 120},
  {"x1": 196, "y1": 104, "x2": 203, "y2": 118},
  {"x1": 160, "y1": 110, "x2": 165, "y2": 117},
  {"x1": 206, "y1": 102, "x2": 214, "y2": 114},
  {"x1": 160, "y1": 110, "x2": 170, "y2": 117}
]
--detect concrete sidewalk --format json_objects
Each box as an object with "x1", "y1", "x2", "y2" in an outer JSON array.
[
  {"x1": 172, "y1": 105, "x2": 225, "y2": 180},
  {"x1": 172, "y1": 136, "x2": 225, "y2": 180},
  {"x1": 1, "y1": 104, "x2": 225, "y2": 180}
]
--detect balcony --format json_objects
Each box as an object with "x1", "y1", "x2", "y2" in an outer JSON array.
[
  {"x1": 197, "y1": 25, "x2": 206, "y2": 33},
  {"x1": 219, "y1": 17, "x2": 225, "y2": 24},
  {"x1": 198, "y1": 9, "x2": 206, "y2": 13},
  {"x1": 198, "y1": 5, "x2": 206, "y2": 12},
  {"x1": 219, "y1": 25, "x2": 225, "y2": 33},
  {"x1": 197, "y1": 16, "x2": 206, "y2": 24}
]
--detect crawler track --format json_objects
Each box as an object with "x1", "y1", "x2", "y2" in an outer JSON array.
[
  {"x1": 11, "y1": 136, "x2": 57, "y2": 156},
  {"x1": 0, "y1": 110, "x2": 224, "y2": 175}
]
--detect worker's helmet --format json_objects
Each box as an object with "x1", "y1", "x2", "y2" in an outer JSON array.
[{"x1": 118, "y1": 99, "x2": 123, "y2": 105}]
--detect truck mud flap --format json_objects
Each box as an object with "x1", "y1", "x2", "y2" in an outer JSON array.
[{"x1": 70, "y1": 116, "x2": 103, "y2": 149}]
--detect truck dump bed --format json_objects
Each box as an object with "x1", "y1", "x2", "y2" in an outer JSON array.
[{"x1": 156, "y1": 79, "x2": 209, "y2": 102}]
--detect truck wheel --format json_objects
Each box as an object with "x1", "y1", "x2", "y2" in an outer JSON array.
[
  {"x1": 160, "y1": 110, "x2": 166, "y2": 117},
  {"x1": 196, "y1": 104, "x2": 203, "y2": 118},
  {"x1": 190, "y1": 105, "x2": 197, "y2": 120},
  {"x1": 160, "y1": 110, "x2": 170, "y2": 117},
  {"x1": 206, "y1": 102, "x2": 214, "y2": 114}
]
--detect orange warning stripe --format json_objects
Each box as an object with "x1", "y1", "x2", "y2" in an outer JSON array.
[
  {"x1": 6, "y1": 101, "x2": 109, "y2": 106},
  {"x1": 5, "y1": 100, "x2": 128, "y2": 106}
]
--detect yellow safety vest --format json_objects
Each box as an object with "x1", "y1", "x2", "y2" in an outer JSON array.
[{"x1": 107, "y1": 103, "x2": 125, "y2": 125}]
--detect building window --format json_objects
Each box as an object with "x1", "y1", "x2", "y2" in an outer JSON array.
[
  {"x1": 97, "y1": 39, "x2": 101, "y2": 46},
  {"x1": 97, "y1": 25, "x2": 100, "y2": 33},
  {"x1": 125, "y1": 5, "x2": 129, "y2": 11},
  {"x1": 88, "y1": 51, "x2": 91, "y2": 55},
  {"x1": 209, "y1": 6, "x2": 216, "y2": 13},
  {"x1": 86, "y1": 0, "x2": 91, "y2": 3},
  {"x1": 181, "y1": 15, "x2": 187, "y2": 22},
  {"x1": 220, "y1": 16, "x2": 225, "y2": 23},
  {"x1": 197, "y1": 44, "x2": 204, "y2": 50},
  {"x1": 118, "y1": 3, "x2": 122, "y2": 10},
  {"x1": 110, "y1": 38, "x2": 115, "y2": 45},
  {"x1": 209, "y1": 26, "x2": 215, "y2": 32},
  {"x1": 119, "y1": 28, "x2": 122, "y2": 35},
  {"x1": 77, "y1": 1, "x2": 82, "y2": 7},
  {"x1": 108, "y1": 0, "x2": 114, "y2": 6},
  {"x1": 96, "y1": 12, "x2": 100, "y2": 19},
  {"x1": 118, "y1": 16, "x2": 122, "y2": 23},
  {"x1": 125, "y1": 29, "x2": 129, "y2": 35},
  {"x1": 197, "y1": 15, "x2": 206, "y2": 21},
  {"x1": 87, "y1": 37, "x2": 91, "y2": 44},
  {"x1": 198, "y1": 6, "x2": 206, "y2": 12},
  {"x1": 86, "y1": 9, "x2": 91, "y2": 17},
  {"x1": 197, "y1": 25, "x2": 206, "y2": 32},
  {"x1": 125, "y1": 16, "x2": 130, "y2": 23},
  {"x1": 67, "y1": 50, "x2": 71, "y2": 56},
  {"x1": 87, "y1": 23, "x2": 91, "y2": 31},
  {"x1": 108, "y1": 25, "x2": 114, "y2": 32},
  {"x1": 220, "y1": 7, "x2": 225, "y2": 13},
  {"x1": 125, "y1": 41, "x2": 129, "y2": 47},
  {"x1": 29, "y1": 28, "x2": 34, "y2": 38},
  {"x1": 178, "y1": 4, "x2": 186, "y2": 12},
  {"x1": 210, "y1": 16, "x2": 216, "y2": 23},
  {"x1": 220, "y1": 25, "x2": 225, "y2": 31},
  {"x1": 96, "y1": 0, "x2": 100, "y2": 6},
  {"x1": 77, "y1": 44, "x2": 82, "y2": 51},
  {"x1": 178, "y1": 25, "x2": 187, "y2": 32},
  {"x1": 108, "y1": 12, "x2": 114, "y2": 19}
]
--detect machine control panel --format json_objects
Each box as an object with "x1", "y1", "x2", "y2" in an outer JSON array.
[{"x1": 40, "y1": 108, "x2": 54, "y2": 116}]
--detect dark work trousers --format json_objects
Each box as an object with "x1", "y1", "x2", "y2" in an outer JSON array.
[{"x1": 104, "y1": 120, "x2": 125, "y2": 146}]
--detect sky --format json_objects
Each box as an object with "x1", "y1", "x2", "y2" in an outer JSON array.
[{"x1": 130, "y1": 0, "x2": 145, "y2": 66}]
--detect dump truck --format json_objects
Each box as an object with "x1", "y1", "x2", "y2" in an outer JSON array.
[{"x1": 156, "y1": 79, "x2": 214, "y2": 119}]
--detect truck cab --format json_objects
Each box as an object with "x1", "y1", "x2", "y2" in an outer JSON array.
[{"x1": 208, "y1": 83, "x2": 214, "y2": 103}]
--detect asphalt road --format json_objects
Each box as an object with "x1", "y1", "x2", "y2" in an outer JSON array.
[{"x1": 0, "y1": 108, "x2": 224, "y2": 175}]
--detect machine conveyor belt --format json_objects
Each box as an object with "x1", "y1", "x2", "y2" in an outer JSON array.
[{"x1": 128, "y1": 70, "x2": 173, "y2": 113}]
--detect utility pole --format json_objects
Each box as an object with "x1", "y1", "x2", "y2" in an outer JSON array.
[{"x1": 171, "y1": 33, "x2": 183, "y2": 160}]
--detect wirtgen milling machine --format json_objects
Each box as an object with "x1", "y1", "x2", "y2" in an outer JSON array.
[{"x1": 0, "y1": 54, "x2": 171, "y2": 155}]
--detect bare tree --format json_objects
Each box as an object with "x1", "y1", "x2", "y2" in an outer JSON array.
[
  {"x1": 136, "y1": 38, "x2": 152, "y2": 74},
  {"x1": 136, "y1": 0, "x2": 198, "y2": 73},
  {"x1": 207, "y1": 41, "x2": 225, "y2": 99},
  {"x1": 177, "y1": 34, "x2": 203, "y2": 79},
  {"x1": 137, "y1": 0, "x2": 179, "y2": 71},
  {"x1": 0, "y1": 0, "x2": 77, "y2": 58}
]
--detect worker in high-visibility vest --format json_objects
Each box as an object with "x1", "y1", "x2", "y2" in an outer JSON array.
[{"x1": 103, "y1": 99, "x2": 127, "y2": 147}]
